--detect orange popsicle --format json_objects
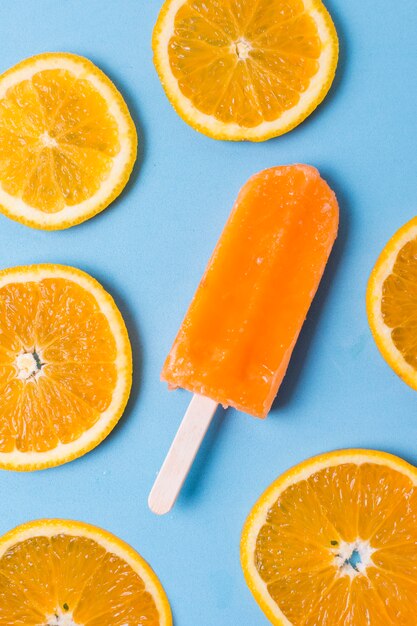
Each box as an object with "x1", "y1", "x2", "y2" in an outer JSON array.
[
  {"x1": 162, "y1": 165, "x2": 339, "y2": 417},
  {"x1": 149, "y1": 165, "x2": 339, "y2": 514}
]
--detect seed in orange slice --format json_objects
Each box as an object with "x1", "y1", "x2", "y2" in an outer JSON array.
[
  {"x1": 0, "y1": 53, "x2": 137, "y2": 230},
  {"x1": 0, "y1": 519, "x2": 172, "y2": 625},
  {"x1": 241, "y1": 449, "x2": 417, "y2": 625},
  {"x1": 152, "y1": 0, "x2": 338, "y2": 141},
  {"x1": 0, "y1": 264, "x2": 132, "y2": 470},
  {"x1": 367, "y1": 216, "x2": 417, "y2": 391}
]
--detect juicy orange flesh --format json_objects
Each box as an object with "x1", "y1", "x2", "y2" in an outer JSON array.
[
  {"x1": 168, "y1": 0, "x2": 322, "y2": 127},
  {"x1": 0, "y1": 278, "x2": 117, "y2": 453},
  {"x1": 381, "y1": 238, "x2": 417, "y2": 369},
  {"x1": 162, "y1": 165, "x2": 338, "y2": 418},
  {"x1": 255, "y1": 462, "x2": 417, "y2": 624},
  {"x1": 0, "y1": 533, "x2": 160, "y2": 625},
  {"x1": 0, "y1": 68, "x2": 120, "y2": 212}
]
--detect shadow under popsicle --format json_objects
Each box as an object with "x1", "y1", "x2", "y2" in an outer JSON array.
[{"x1": 151, "y1": 169, "x2": 348, "y2": 511}]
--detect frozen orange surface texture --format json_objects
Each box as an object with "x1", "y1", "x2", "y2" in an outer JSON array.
[{"x1": 162, "y1": 165, "x2": 339, "y2": 418}]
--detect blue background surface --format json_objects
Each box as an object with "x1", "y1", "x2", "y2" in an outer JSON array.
[{"x1": 0, "y1": 1, "x2": 417, "y2": 624}]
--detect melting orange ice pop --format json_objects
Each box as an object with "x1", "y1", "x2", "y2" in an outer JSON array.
[{"x1": 149, "y1": 165, "x2": 339, "y2": 514}]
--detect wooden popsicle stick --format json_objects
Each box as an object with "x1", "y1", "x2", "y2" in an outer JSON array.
[{"x1": 148, "y1": 394, "x2": 219, "y2": 515}]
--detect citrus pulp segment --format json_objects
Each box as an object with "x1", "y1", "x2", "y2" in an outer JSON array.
[
  {"x1": 0, "y1": 264, "x2": 132, "y2": 470},
  {"x1": 153, "y1": 0, "x2": 338, "y2": 141},
  {"x1": 0, "y1": 519, "x2": 172, "y2": 626},
  {"x1": 0, "y1": 53, "x2": 137, "y2": 229},
  {"x1": 241, "y1": 449, "x2": 417, "y2": 625},
  {"x1": 367, "y1": 216, "x2": 417, "y2": 391}
]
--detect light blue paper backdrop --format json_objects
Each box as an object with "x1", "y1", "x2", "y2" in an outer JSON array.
[{"x1": 0, "y1": 1, "x2": 416, "y2": 624}]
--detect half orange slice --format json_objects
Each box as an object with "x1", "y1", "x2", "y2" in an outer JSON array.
[
  {"x1": 367, "y1": 216, "x2": 417, "y2": 390},
  {"x1": 0, "y1": 264, "x2": 132, "y2": 470},
  {"x1": 0, "y1": 519, "x2": 172, "y2": 625}
]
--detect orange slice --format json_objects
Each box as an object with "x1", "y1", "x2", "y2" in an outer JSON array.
[
  {"x1": 0, "y1": 519, "x2": 172, "y2": 625},
  {"x1": 367, "y1": 216, "x2": 417, "y2": 391},
  {"x1": 0, "y1": 53, "x2": 137, "y2": 229},
  {"x1": 0, "y1": 264, "x2": 132, "y2": 470},
  {"x1": 152, "y1": 0, "x2": 338, "y2": 141},
  {"x1": 241, "y1": 449, "x2": 417, "y2": 625}
]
